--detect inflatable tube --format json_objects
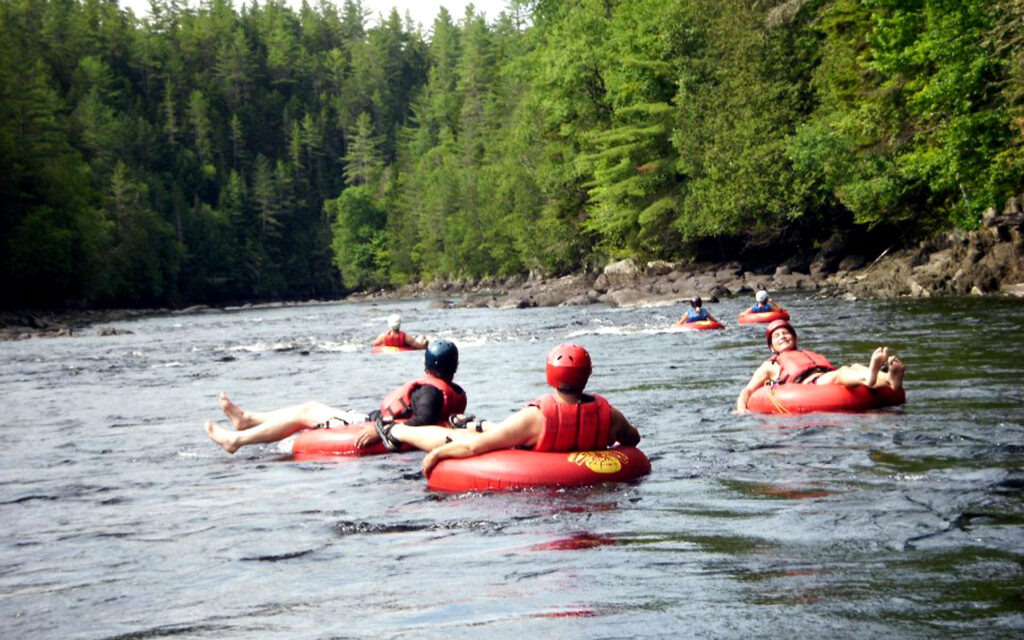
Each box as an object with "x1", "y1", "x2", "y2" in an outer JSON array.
[
  {"x1": 747, "y1": 384, "x2": 905, "y2": 414},
  {"x1": 427, "y1": 446, "x2": 651, "y2": 492},
  {"x1": 675, "y1": 318, "x2": 724, "y2": 330},
  {"x1": 737, "y1": 309, "x2": 790, "y2": 324},
  {"x1": 371, "y1": 344, "x2": 420, "y2": 354},
  {"x1": 289, "y1": 422, "x2": 409, "y2": 456}
]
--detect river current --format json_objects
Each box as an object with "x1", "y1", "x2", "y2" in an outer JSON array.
[{"x1": 1, "y1": 295, "x2": 1022, "y2": 639}]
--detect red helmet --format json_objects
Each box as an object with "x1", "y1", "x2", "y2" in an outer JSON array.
[
  {"x1": 546, "y1": 343, "x2": 592, "y2": 392},
  {"x1": 764, "y1": 319, "x2": 796, "y2": 350}
]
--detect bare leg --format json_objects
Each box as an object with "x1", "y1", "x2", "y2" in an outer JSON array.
[
  {"x1": 204, "y1": 401, "x2": 343, "y2": 453},
  {"x1": 815, "y1": 347, "x2": 901, "y2": 389},
  {"x1": 390, "y1": 424, "x2": 475, "y2": 452},
  {"x1": 222, "y1": 396, "x2": 341, "y2": 432}
]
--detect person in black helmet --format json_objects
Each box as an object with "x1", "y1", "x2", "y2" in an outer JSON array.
[
  {"x1": 204, "y1": 340, "x2": 467, "y2": 454},
  {"x1": 374, "y1": 343, "x2": 640, "y2": 477},
  {"x1": 681, "y1": 295, "x2": 718, "y2": 324}
]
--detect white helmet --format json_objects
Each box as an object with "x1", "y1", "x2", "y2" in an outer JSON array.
[
  {"x1": 387, "y1": 314, "x2": 401, "y2": 331},
  {"x1": 755, "y1": 290, "x2": 769, "y2": 303}
]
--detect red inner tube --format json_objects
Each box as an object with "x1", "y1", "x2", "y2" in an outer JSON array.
[
  {"x1": 290, "y1": 422, "x2": 408, "y2": 456},
  {"x1": 675, "y1": 319, "x2": 724, "y2": 330},
  {"x1": 747, "y1": 384, "x2": 905, "y2": 414},
  {"x1": 427, "y1": 446, "x2": 651, "y2": 492},
  {"x1": 737, "y1": 309, "x2": 790, "y2": 324},
  {"x1": 371, "y1": 344, "x2": 420, "y2": 354}
]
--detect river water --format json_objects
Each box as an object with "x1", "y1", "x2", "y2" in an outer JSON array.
[{"x1": 1, "y1": 295, "x2": 1022, "y2": 639}]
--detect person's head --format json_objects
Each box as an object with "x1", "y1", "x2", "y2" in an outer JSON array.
[
  {"x1": 546, "y1": 343, "x2": 592, "y2": 393},
  {"x1": 765, "y1": 319, "x2": 797, "y2": 353},
  {"x1": 387, "y1": 314, "x2": 401, "y2": 332},
  {"x1": 425, "y1": 339, "x2": 458, "y2": 380},
  {"x1": 690, "y1": 296, "x2": 702, "y2": 309},
  {"x1": 755, "y1": 290, "x2": 768, "y2": 303}
]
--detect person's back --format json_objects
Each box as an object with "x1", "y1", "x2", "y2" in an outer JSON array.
[{"x1": 378, "y1": 343, "x2": 641, "y2": 474}]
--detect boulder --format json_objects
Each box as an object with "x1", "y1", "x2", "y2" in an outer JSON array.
[
  {"x1": 607, "y1": 288, "x2": 649, "y2": 307},
  {"x1": 645, "y1": 260, "x2": 674, "y2": 277}
]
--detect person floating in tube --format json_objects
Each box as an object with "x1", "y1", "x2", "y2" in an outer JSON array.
[
  {"x1": 681, "y1": 296, "x2": 719, "y2": 324},
  {"x1": 750, "y1": 289, "x2": 782, "y2": 313},
  {"x1": 374, "y1": 343, "x2": 642, "y2": 477},
  {"x1": 372, "y1": 314, "x2": 428, "y2": 350},
  {"x1": 204, "y1": 340, "x2": 466, "y2": 453},
  {"x1": 734, "y1": 320, "x2": 905, "y2": 414}
]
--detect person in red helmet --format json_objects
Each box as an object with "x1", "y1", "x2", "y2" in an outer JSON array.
[
  {"x1": 377, "y1": 343, "x2": 641, "y2": 477},
  {"x1": 734, "y1": 319, "x2": 906, "y2": 413}
]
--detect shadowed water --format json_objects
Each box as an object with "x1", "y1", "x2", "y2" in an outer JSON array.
[{"x1": 1, "y1": 295, "x2": 1022, "y2": 638}]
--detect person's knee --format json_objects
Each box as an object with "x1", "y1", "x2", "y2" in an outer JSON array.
[{"x1": 299, "y1": 400, "x2": 326, "y2": 416}]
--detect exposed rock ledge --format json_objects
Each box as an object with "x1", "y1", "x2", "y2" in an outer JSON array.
[
  {"x1": 357, "y1": 207, "x2": 1024, "y2": 310},
  {"x1": 3, "y1": 207, "x2": 1021, "y2": 340}
]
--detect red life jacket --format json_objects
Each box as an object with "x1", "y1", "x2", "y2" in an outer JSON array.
[
  {"x1": 379, "y1": 374, "x2": 467, "y2": 423},
  {"x1": 383, "y1": 331, "x2": 408, "y2": 348},
  {"x1": 529, "y1": 393, "x2": 614, "y2": 452},
  {"x1": 770, "y1": 349, "x2": 835, "y2": 384}
]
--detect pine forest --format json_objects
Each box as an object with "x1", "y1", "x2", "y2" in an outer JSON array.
[{"x1": 2, "y1": 0, "x2": 1022, "y2": 309}]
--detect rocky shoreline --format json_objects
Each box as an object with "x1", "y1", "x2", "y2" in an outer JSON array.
[{"x1": 3, "y1": 210, "x2": 1022, "y2": 341}]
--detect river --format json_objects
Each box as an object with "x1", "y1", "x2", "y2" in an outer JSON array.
[{"x1": 1, "y1": 294, "x2": 1022, "y2": 639}]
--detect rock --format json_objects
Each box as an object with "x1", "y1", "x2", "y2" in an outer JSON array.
[
  {"x1": 775, "y1": 265, "x2": 791, "y2": 276},
  {"x1": 838, "y1": 255, "x2": 866, "y2": 271},
  {"x1": 563, "y1": 292, "x2": 597, "y2": 306},
  {"x1": 908, "y1": 279, "x2": 930, "y2": 297},
  {"x1": 715, "y1": 266, "x2": 741, "y2": 280},
  {"x1": 604, "y1": 258, "x2": 639, "y2": 277},
  {"x1": 1000, "y1": 283, "x2": 1024, "y2": 297},
  {"x1": 810, "y1": 230, "x2": 851, "y2": 274},
  {"x1": 531, "y1": 291, "x2": 568, "y2": 307},
  {"x1": 723, "y1": 278, "x2": 748, "y2": 296},
  {"x1": 971, "y1": 286, "x2": 984, "y2": 296},
  {"x1": 497, "y1": 296, "x2": 534, "y2": 309},
  {"x1": 645, "y1": 260, "x2": 674, "y2": 277},
  {"x1": 607, "y1": 288, "x2": 649, "y2": 307},
  {"x1": 97, "y1": 327, "x2": 133, "y2": 336}
]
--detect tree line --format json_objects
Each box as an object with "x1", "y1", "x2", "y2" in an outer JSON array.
[{"x1": 1, "y1": 0, "x2": 1021, "y2": 309}]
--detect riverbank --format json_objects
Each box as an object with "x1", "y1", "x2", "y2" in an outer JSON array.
[
  {"x1": 355, "y1": 209, "x2": 1024, "y2": 309},
  {"x1": 3, "y1": 210, "x2": 1022, "y2": 341}
]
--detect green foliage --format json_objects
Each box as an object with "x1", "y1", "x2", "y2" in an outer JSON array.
[
  {"x1": 327, "y1": 185, "x2": 387, "y2": 289},
  {"x1": 2, "y1": 0, "x2": 1021, "y2": 310}
]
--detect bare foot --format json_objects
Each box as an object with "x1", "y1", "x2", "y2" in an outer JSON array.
[
  {"x1": 205, "y1": 419, "x2": 241, "y2": 454},
  {"x1": 887, "y1": 356, "x2": 905, "y2": 390},
  {"x1": 220, "y1": 392, "x2": 256, "y2": 430},
  {"x1": 866, "y1": 347, "x2": 890, "y2": 387}
]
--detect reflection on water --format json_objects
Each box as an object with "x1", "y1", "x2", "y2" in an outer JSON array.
[{"x1": 0, "y1": 295, "x2": 1022, "y2": 638}]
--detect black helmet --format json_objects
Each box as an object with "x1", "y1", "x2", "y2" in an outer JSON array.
[
  {"x1": 690, "y1": 296, "x2": 702, "y2": 308},
  {"x1": 425, "y1": 339, "x2": 459, "y2": 380}
]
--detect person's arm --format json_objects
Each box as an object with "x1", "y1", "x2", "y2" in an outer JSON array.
[
  {"x1": 402, "y1": 385, "x2": 444, "y2": 426},
  {"x1": 371, "y1": 332, "x2": 386, "y2": 346},
  {"x1": 768, "y1": 300, "x2": 781, "y2": 311},
  {"x1": 405, "y1": 334, "x2": 429, "y2": 349},
  {"x1": 609, "y1": 408, "x2": 640, "y2": 447},
  {"x1": 422, "y1": 407, "x2": 542, "y2": 476},
  {"x1": 735, "y1": 361, "x2": 771, "y2": 414}
]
